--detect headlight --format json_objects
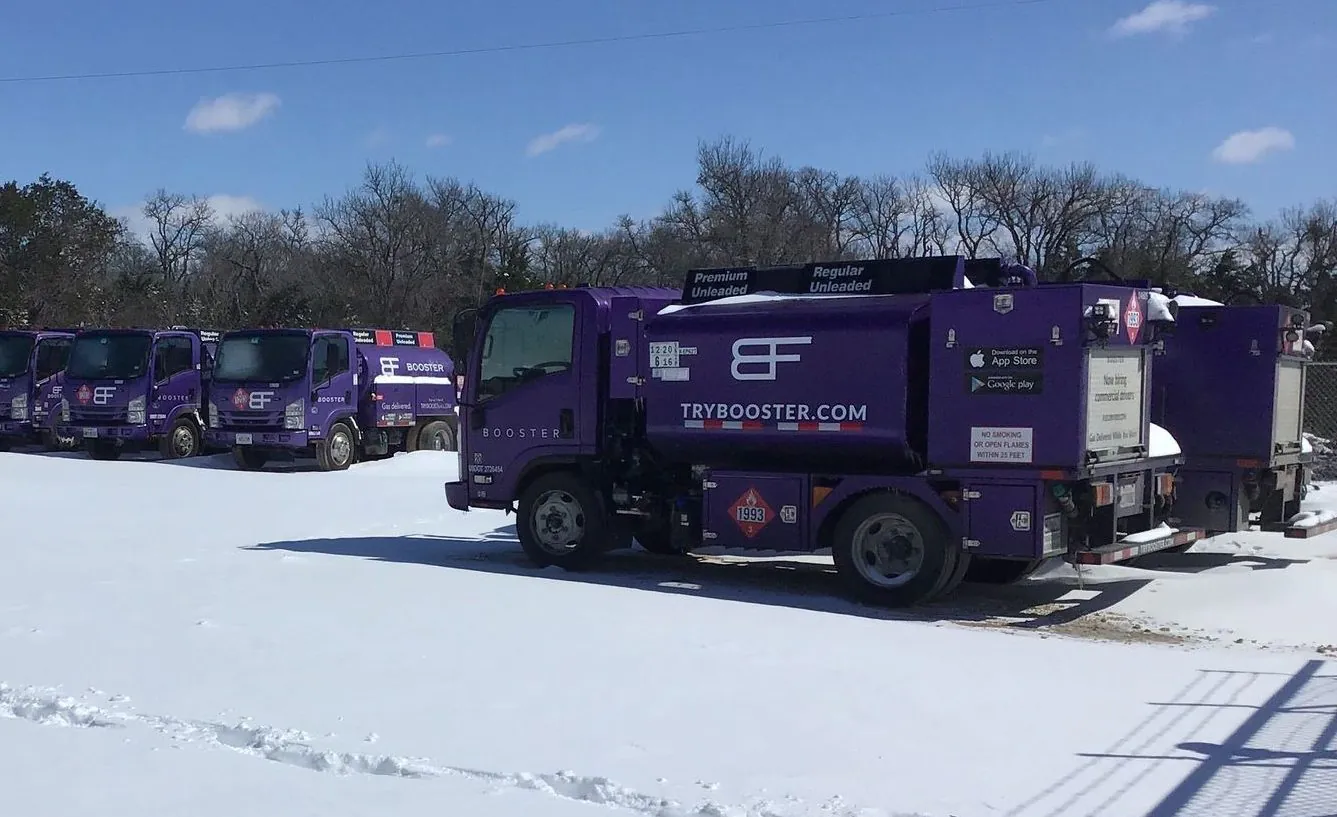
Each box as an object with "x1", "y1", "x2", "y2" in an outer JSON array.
[
  {"x1": 10, "y1": 393, "x2": 27, "y2": 421},
  {"x1": 208, "y1": 403, "x2": 219, "y2": 429},
  {"x1": 60, "y1": 398, "x2": 69, "y2": 422},
  {"x1": 127, "y1": 395, "x2": 146, "y2": 425},
  {"x1": 284, "y1": 399, "x2": 305, "y2": 430}
]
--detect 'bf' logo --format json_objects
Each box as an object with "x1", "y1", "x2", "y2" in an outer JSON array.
[
  {"x1": 730, "y1": 336, "x2": 812, "y2": 382},
  {"x1": 380, "y1": 357, "x2": 400, "y2": 377},
  {"x1": 92, "y1": 386, "x2": 115, "y2": 405},
  {"x1": 231, "y1": 388, "x2": 274, "y2": 410}
]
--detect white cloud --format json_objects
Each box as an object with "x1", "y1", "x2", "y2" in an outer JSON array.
[
  {"x1": 1109, "y1": 1, "x2": 1215, "y2": 37},
  {"x1": 112, "y1": 195, "x2": 266, "y2": 243},
  {"x1": 1210, "y1": 127, "x2": 1295, "y2": 164},
  {"x1": 366, "y1": 127, "x2": 391, "y2": 147},
  {"x1": 425, "y1": 133, "x2": 452, "y2": 148},
  {"x1": 183, "y1": 92, "x2": 281, "y2": 134},
  {"x1": 526, "y1": 123, "x2": 601, "y2": 157}
]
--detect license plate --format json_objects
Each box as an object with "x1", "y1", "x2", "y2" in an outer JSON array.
[
  {"x1": 82, "y1": 427, "x2": 98, "y2": 438},
  {"x1": 235, "y1": 433, "x2": 253, "y2": 445}
]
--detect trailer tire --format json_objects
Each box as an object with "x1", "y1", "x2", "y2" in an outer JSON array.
[
  {"x1": 232, "y1": 447, "x2": 268, "y2": 471},
  {"x1": 416, "y1": 420, "x2": 456, "y2": 452},
  {"x1": 831, "y1": 491, "x2": 958, "y2": 607},
  {"x1": 315, "y1": 421, "x2": 357, "y2": 472},
  {"x1": 516, "y1": 471, "x2": 610, "y2": 570},
  {"x1": 159, "y1": 416, "x2": 201, "y2": 459}
]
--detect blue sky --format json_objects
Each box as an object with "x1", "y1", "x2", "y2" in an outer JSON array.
[{"x1": 0, "y1": 0, "x2": 1332, "y2": 236}]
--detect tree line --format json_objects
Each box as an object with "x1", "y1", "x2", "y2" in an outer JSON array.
[{"x1": 2, "y1": 135, "x2": 1334, "y2": 359}]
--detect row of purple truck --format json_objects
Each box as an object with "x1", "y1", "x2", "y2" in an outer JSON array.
[
  {"x1": 0, "y1": 325, "x2": 458, "y2": 470},
  {"x1": 444, "y1": 255, "x2": 1327, "y2": 606}
]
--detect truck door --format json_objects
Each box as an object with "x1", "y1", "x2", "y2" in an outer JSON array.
[
  {"x1": 462, "y1": 296, "x2": 586, "y2": 503},
  {"x1": 311, "y1": 332, "x2": 355, "y2": 432},
  {"x1": 149, "y1": 334, "x2": 200, "y2": 432}
]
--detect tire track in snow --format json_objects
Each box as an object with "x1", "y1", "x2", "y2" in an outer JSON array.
[{"x1": 0, "y1": 683, "x2": 922, "y2": 817}]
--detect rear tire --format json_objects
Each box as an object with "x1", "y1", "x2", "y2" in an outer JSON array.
[
  {"x1": 831, "y1": 491, "x2": 958, "y2": 607},
  {"x1": 516, "y1": 471, "x2": 610, "y2": 570},
  {"x1": 416, "y1": 420, "x2": 456, "y2": 452},
  {"x1": 315, "y1": 421, "x2": 356, "y2": 471}
]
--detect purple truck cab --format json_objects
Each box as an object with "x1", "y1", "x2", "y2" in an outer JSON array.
[
  {"x1": 445, "y1": 256, "x2": 1192, "y2": 607},
  {"x1": 204, "y1": 327, "x2": 457, "y2": 472},
  {"x1": 60, "y1": 327, "x2": 220, "y2": 460},
  {"x1": 0, "y1": 328, "x2": 76, "y2": 451}
]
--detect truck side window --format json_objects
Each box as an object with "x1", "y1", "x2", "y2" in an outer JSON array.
[
  {"x1": 34, "y1": 338, "x2": 72, "y2": 381},
  {"x1": 312, "y1": 336, "x2": 350, "y2": 384},
  {"x1": 477, "y1": 303, "x2": 575, "y2": 402},
  {"x1": 154, "y1": 337, "x2": 194, "y2": 382}
]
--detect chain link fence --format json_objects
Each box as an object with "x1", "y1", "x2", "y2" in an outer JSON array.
[{"x1": 1307, "y1": 363, "x2": 1337, "y2": 440}]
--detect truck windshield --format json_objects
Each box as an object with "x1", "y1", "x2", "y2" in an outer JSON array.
[
  {"x1": 0, "y1": 334, "x2": 36, "y2": 379},
  {"x1": 65, "y1": 332, "x2": 153, "y2": 380},
  {"x1": 213, "y1": 332, "x2": 310, "y2": 382}
]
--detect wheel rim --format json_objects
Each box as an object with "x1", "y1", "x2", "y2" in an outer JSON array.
[
  {"x1": 851, "y1": 512, "x2": 925, "y2": 588},
  {"x1": 330, "y1": 432, "x2": 352, "y2": 466},
  {"x1": 531, "y1": 489, "x2": 586, "y2": 555},
  {"x1": 172, "y1": 426, "x2": 196, "y2": 457},
  {"x1": 427, "y1": 430, "x2": 449, "y2": 450}
]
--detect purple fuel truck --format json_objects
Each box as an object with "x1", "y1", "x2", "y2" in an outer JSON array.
[
  {"x1": 61, "y1": 327, "x2": 221, "y2": 460},
  {"x1": 444, "y1": 255, "x2": 1193, "y2": 607},
  {"x1": 203, "y1": 328, "x2": 457, "y2": 472},
  {"x1": 1087, "y1": 269, "x2": 1327, "y2": 539},
  {"x1": 0, "y1": 327, "x2": 76, "y2": 451}
]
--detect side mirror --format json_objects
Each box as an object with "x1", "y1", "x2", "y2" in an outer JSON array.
[{"x1": 452, "y1": 308, "x2": 479, "y2": 363}]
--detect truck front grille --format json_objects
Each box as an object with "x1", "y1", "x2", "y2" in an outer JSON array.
[
  {"x1": 70, "y1": 407, "x2": 128, "y2": 424},
  {"x1": 220, "y1": 410, "x2": 284, "y2": 432}
]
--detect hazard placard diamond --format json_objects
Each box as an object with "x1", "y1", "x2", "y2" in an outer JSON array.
[{"x1": 729, "y1": 486, "x2": 774, "y2": 539}]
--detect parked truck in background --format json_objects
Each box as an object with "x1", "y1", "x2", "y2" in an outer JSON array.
[
  {"x1": 444, "y1": 256, "x2": 1192, "y2": 607},
  {"x1": 204, "y1": 327, "x2": 458, "y2": 472},
  {"x1": 61, "y1": 327, "x2": 220, "y2": 460},
  {"x1": 0, "y1": 327, "x2": 76, "y2": 451}
]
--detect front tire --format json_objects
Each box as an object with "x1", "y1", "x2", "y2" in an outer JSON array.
[
  {"x1": 516, "y1": 471, "x2": 611, "y2": 570},
  {"x1": 159, "y1": 417, "x2": 201, "y2": 459},
  {"x1": 831, "y1": 491, "x2": 959, "y2": 607},
  {"x1": 315, "y1": 421, "x2": 357, "y2": 472}
]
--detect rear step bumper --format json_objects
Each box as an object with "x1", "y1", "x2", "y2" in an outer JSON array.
[
  {"x1": 1071, "y1": 527, "x2": 1203, "y2": 565},
  {"x1": 1283, "y1": 512, "x2": 1337, "y2": 538}
]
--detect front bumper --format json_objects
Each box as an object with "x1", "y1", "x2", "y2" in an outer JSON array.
[
  {"x1": 205, "y1": 429, "x2": 310, "y2": 448},
  {"x1": 0, "y1": 419, "x2": 34, "y2": 438},
  {"x1": 444, "y1": 480, "x2": 470, "y2": 511},
  {"x1": 72, "y1": 424, "x2": 149, "y2": 443}
]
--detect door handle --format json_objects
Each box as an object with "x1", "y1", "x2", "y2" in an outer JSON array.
[
  {"x1": 559, "y1": 408, "x2": 574, "y2": 438},
  {"x1": 344, "y1": 390, "x2": 352, "y2": 403}
]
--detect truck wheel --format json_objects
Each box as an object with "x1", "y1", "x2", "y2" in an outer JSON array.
[
  {"x1": 831, "y1": 491, "x2": 958, "y2": 607},
  {"x1": 516, "y1": 471, "x2": 610, "y2": 570},
  {"x1": 416, "y1": 420, "x2": 456, "y2": 452},
  {"x1": 232, "y1": 447, "x2": 268, "y2": 471},
  {"x1": 315, "y1": 421, "x2": 356, "y2": 471},
  {"x1": 159, "y1": 417, "x2": 201, "y2": 459}
]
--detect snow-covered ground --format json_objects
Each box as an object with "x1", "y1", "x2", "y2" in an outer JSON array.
[{"x1": 3, "y1": 450, "x2": 1336, "y2": 817}]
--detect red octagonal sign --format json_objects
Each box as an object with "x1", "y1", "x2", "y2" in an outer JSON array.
[{"x1": 729, "y1": 486, "x2": 774, "y2": 539}]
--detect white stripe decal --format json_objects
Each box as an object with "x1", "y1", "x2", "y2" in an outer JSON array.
[{"x1": 373, "y1": 375, "x2": 456, "y2": 385}]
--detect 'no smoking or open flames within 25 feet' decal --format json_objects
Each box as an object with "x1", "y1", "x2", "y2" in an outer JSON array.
[{"x1": 730, "y1": 487, "x2": 773, "y2": 539}]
